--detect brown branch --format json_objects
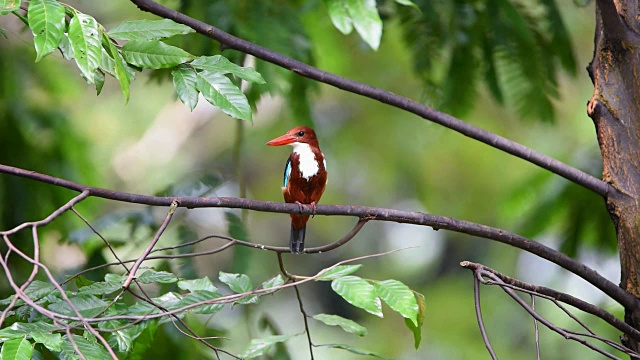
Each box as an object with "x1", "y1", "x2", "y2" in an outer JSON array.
[
  {"x1": 293, "y1": 285, "x2": 314, "y2": 360},
  {"x1": 461, "y1": 261, "x2": 640, "y2": 341},
  {"x1": 128, "y1": 0, "x2": 613, "y2": 198},
  {"x1": 473, "y1": 275, "x2": 498, "y2": 360},
  {"x1": 474, "y1": 268, "x2": 623, "y2": 359},
  {"x1": 0, "y1": 163, "x2": 634, "y2": 311}
]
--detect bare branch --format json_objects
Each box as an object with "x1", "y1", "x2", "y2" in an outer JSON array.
[
  {"x1": 293, "y1": 285, "x2": 315, "y2": 360},
  {"x1": 477, "y1": 269, "x2": 622, "y2": 359},
  {"x1": 127, "y1": 0, "x2": 612, "y2": 198},
  {"x1": 461, "y1": 261, "x2": 640, "y2": 341},
  {"x1": 473, "y1": 275, "x2": 498, "y2": 360}
]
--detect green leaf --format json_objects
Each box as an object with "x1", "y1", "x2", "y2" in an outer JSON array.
[
  {"x1": 47, "y1": 295, "x2": 107, "y2": 318},
  {"x1": 331, "y1": 276, "x2": 382, "y2": 317},
  {"x1": 24, "y1": 280, "x2": 57, "y2": 299},
  {"x1": 313, "y1": 314, "x2": 367, "y2": 336},
  {"x1": 60, "y1": 334, "x2": 110, "y2": 360},
  {"x1": 178, "y1": 276, "x2": 217, "y2": 293},
  {"x1": 318, "y1": 343, "x2": 390, "y2": 359},
  {"x1": 128, "y1": 321, "x2": 157, "y2": 360},
  {"x1": 345, "y1": 0, "x2": 382, "y2": 50},
  {"x1": 68, "y1": 13, "x2": 102, "y2": 83},
  {"x1": 77, "y1": 278, "x2": 123, "y2": 295},
  {"x1": 99, "y1": 48, "x2": 116, "y2": 76},
  {"x1": 324, "y1": 0, "x2": 383, "y2": 49},
  {"x1": 324, "y1": 0, "x2": 353, "y2": 34},
  {"x1": 219, "y1": 271, "x2": 253, "y2": 293},
  {"x1": 261, "y1": 274, "x2": 284, "y2": 290},
  {"x1": 108, "y1": 19, "x2": 194, "y2": 41},
  {"x1": 172, "y1": 65, "x2": 199, "y2": 111},
  {"x1": 27, "y1": 0, "x2": 65, "y2": 62},
  {"x1": 0, "y1": 0, "x2": 20, "y2": 15},
  {"x1": 0, "y1": 322, "x2": 58, "y2": 342},
  {"x1": 121, "y1": 40, "x2": 194, "y2": 69},
  {"x1": 239, "y1": 334, "x2": 297, "y2": 359},
  {"x1": 177, "y1": 291, "x2": 224, "y2": 315},
  {"x1": 31, "y1": 332, "x2": 62, "y2": 352},
  {"x1": 219, "y1": 271, "x2": 257, "y2": 304},
  {"x1": 405, "y1": 290, "x2": 426, "y2": 349},
  {"x1": 58, "y1": 33, "x2": 73, "y2": 59},
  {"x1": 102, "y1": 34, "x2": 132, "y2": 101},
  {"x1": 137, "y1": 270, "x2": 178, "y2": 284},
  {"x1": 196, "y1": 71, "x2": 252, "y2": 121},
  {"x1": 317, "y1": 265, "x2": 362, "y2": 281},
  {"x1": 94, "y1": 69, "x2": 105, "y2": 95},
  {"x1": 1, "y1": 337, "x2": 32, "y2": 360},
  {"x1": 394, "y1": 0, "x2": 419, "y2": 9},
  {"x1": 101, "y1": 320, "x2": 132, "y2": 353},
  {"x1": 374, "y1": 280, "x2": 419, "y2": 326},
  {"x1": 191, "y1": 55, "x2": 265, "y2": 84}
]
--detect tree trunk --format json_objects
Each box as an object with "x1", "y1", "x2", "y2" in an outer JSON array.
[{"x1": 588, "y1": 0, "x2": 640, "y2": 350}]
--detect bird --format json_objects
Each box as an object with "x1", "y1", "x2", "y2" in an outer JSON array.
[{"x1": 266, "y1": 126, "x2": 327, "y2": 254}]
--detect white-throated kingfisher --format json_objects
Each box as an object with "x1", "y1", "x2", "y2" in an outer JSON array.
[{"x1": 266, "y1": 126, "x2": 327, "y2": 254}]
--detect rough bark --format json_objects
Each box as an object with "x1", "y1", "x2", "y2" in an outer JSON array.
[{"x1": 588, "y1": 0, "x2": 640, "y2": 349}]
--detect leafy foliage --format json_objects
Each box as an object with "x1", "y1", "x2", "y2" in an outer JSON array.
[
  {"x1": 398, "y1": 0, "x2": 576, "y2": 121},
  {"x1": 5, "y1": 4, "x2": 261, "y2": 120}
]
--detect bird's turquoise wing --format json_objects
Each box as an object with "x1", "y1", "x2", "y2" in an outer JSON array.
[{"x1": 283, "y1": 158, "x2": 292, "y2": 188}]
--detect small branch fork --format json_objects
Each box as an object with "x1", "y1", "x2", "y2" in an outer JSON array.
[{"x1": 462, "y1": 261, "x2": 640, "y2": 359}]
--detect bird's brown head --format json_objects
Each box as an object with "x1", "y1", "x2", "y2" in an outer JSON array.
[{"x1": 266, "y1": 126, "x2": 320, "y2": 148}]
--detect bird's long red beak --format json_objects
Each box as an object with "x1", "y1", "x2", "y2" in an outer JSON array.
[{"x1": 266, "y1": 133, "x2": 296, "y2": 146}]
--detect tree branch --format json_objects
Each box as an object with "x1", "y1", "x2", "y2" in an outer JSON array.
[
  {"x1": 0, "y1": 163, "x2": 635, "y2": 310},
  {"x1": 128, "y1": 0, "x2": 612, "y2": 198},
  {"x1": 476, "y1": 269, "x2": 623, "y2": 359},
  {"x1": 461, "y1": 261, "x2": 640, "y2": 341}
]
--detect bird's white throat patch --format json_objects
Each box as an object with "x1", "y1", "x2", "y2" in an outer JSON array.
[{"x1": 291, "y1": 142, "x2": 320, "y2": 180}]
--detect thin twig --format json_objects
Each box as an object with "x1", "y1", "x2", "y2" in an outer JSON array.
[
  {"x1": 71, "y1": 206, "x2": 130, "y2": 272},
  {"x1": 532, "y1": 295, "x2": 540, "y2": 360},
  {"x1": 473, "y1": 275, "x2": 498, "y2": 360},
  {"x1": 123, "y1": 200, "x2": 178, "y2": 289},
  {"x1": 0, "y1": 190, "x2": 90, "y2": 235},
  {"x1": 293, "y1": 285, "x2": 314, "y2": 360}
]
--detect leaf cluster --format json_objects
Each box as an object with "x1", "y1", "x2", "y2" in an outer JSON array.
[
  {"x1": 398, "y1": 0, "x2": 577, "y2": 121},
  {"x1": 2, "y1": 2, "x2": 265, "y2": 121}
]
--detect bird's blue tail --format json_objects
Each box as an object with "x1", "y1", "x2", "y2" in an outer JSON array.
[{"x1": 290, "y1": 225, "x2": 306, "y2": 254}]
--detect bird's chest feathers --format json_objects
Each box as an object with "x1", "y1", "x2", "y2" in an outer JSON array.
[{"x1": 291, "y1": 143, "x2": 322, "y2": 180}]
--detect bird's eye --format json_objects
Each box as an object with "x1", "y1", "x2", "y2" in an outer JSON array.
[{"x1": 297, "y1": 131, "x2": 305, "y2": 137}]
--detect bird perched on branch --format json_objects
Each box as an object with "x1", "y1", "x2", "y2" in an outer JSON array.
[{"x1": 266, "y1": 126, "x2": 327, "y2": 254}]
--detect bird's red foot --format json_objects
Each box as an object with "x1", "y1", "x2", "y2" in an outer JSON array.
[
  {"x1": 310, "y1": 201, "x2": 317, "y2": 218},
  {"x1": 293, "y1": 201, "x2": 317, "y2": 217}
]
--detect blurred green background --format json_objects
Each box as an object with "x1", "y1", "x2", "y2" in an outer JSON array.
[{"x1": 0, "y1": 0, "x2": 623, "y2": 358}]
